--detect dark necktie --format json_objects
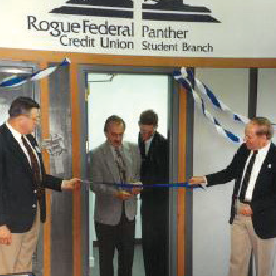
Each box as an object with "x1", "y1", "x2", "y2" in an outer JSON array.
[
  {"x1": 22, "y1": 136, "x2": 41, "y2": 190},
  {"x1": 239, "y1": 150, "x2": 258, "y2": 203},
  {"x1": 115, "y1": 148, "x2": 126, "y2": 184}
]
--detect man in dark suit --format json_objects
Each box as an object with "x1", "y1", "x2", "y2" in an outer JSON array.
[
  {"x1": 190, "y1": 117, "x2": 276, "y2": 276},
  {"x1": 138, "y1": 110, "x2": 169, "y2": 276},
  {"x1": 0, "y1": 96, "x2": 80, "y2": 274}
]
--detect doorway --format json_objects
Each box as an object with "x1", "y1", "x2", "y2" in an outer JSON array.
[{"x1": 79, "y1": 66, "x2": 180, "y2": 276}]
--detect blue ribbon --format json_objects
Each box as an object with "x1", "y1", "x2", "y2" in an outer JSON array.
[{"x1": 91, "y1": 181, "x2": 203, "y2": 189}]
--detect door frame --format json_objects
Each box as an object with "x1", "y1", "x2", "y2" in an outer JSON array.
[{"x1": 77, "y1": 65, "x2": 185, "y2": 276}]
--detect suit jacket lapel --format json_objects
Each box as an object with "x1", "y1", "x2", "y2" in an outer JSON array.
[
  {"x1": 233, "y1": 145, "x2": 250, "y2": 194},
  {"x1": 256, "y1": 143, "x2": 274, "y2": 185},
  {"x1": 1, "y1": 125, "x2": 33, "y2": 176},
  {"x1": 122, "y1": 142, "x2": 132, "y2": 182},
  {"x1": 139, "y1": 132, "x2": 156, "y2": 161},
  {"x1": 138, "y1": 135, "x2": 145, "y2": 158},
  {"x1": 103, "y1": 141, "x2": 132, "y2": 183},
  {"x1": 103, "y1": 142, "x2": 120, "y2": 183},
  {"x1": 249, "y1": 143, "x2": 276, "y2": 200},
  {"x1": 147, "y1": 132, "x2": 158, "y2": 158},
  {"x1": 27, "y1": 134, "x2": 43, "y2": 168}
]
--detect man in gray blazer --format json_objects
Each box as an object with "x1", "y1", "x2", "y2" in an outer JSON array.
[{"x1": 91, "y1": 115, "x2": 141, "y2": 276}]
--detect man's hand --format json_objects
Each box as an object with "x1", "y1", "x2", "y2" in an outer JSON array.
[
  {"x1": 240, "y1": 205, "x2": 252, "y2": 216},
  {"x1": 115, "y1": 191, "x2": 133, "y2": 200},
  {"x1": 189, "y1": 176, "x2": 206, "y2": 185},
  {"x1": 0, "y1": 225, "x2": 12, "y2": 245},
  {"x1": 61, "y1": 178, "x2": 81, "y2": 190}
]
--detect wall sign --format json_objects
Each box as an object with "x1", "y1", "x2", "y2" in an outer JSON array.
[{"x1": 0, "y1": 0, "x2": 276, "y2": 57}]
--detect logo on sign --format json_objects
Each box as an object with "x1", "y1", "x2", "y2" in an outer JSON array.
[{"x1": 50, "y1": 0, "x2": 220, "y2": 22}]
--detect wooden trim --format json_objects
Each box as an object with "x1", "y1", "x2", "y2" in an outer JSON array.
[
  {"x1": 1, "y1": 48, "x2": 276, "y2": 68},
  {"x1": 70, "y1": 62, "x2": 82, "y2": 276},
  {"x1": 39, "y1": 61, "x2": 52, "y2": 276},
  {"x1": 177, "y1": 85, "x2": 187, "y2": 276}
]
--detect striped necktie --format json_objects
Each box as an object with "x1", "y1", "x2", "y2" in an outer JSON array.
[{"x1": 115, "y1": 148, "x2": 126, "y2": 184}]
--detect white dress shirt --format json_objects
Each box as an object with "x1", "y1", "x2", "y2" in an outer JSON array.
[
  {"x1": 144, "y1": 134, "x2": 154, "y2": 156},
  {"x1": 240, "y1": 142, "x2": 271, "y2": 201}
]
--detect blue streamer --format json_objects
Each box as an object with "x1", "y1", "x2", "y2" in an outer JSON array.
[
  {"x1": 204, "y1": 84, "x2": 221, "y2": 109},
  {"x1": 89, "y1": 181, "x2": 203, "y2": 189},
  {"x1": 174, "y1": 69, "x2": 242, "y2": 144},
  {"x1": 119, "y1": 183, "x2": 202, "y2": 189}
]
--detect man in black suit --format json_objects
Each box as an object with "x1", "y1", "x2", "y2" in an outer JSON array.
[
  {"x1": 0, "y1": 96, "x2": 80, "y2": 274},
  {"x1": 138, "y1": 110, "x2": 169, "y2": 276},
  {"x1": 190, "y1": 117, "x2": 276, "y2": 276}
]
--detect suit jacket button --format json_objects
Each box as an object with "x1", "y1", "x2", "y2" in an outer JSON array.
[{"x1": 32, "y1": 204, "x2": 36, "y2": 208}]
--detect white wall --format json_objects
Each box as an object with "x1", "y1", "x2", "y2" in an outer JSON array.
[
  {"x1": 257, "y1": 68, "x2": 276, "y2": 135},
  {"x1": 88, "y1": 73, "x2": 168, "y2": 148},
  {"x1": 193, "y1": 68, "x2": 249, "y2": 276}
]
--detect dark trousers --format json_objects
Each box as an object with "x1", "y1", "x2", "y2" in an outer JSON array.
[
  {"x1": 95, "y1": 213, "x2": 135, "y2": 276},
  {"x1": 142, "y1": 199, "x2": 169, "y2": 276}
]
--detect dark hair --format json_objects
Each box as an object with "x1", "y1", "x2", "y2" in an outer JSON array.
[
  {"x1": 104, "y1": 115, "x2": 125, "y2": 132},
  {"x1": 8, "y1": 96, "x2": 40, "y2": 118},
  {"x1": 251, "y1": 116, "x2": 274, "y2": 139},
  {"x1": 139, "y1": 110, "x2": 158, "y2": 126}
]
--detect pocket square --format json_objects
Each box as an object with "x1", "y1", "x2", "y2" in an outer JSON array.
[{"x1": 267, "y1": 164, "x2": 272, "y2": 169}]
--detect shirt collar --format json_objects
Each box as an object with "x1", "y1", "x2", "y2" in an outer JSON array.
[
  {"x1": 6, "y1": 122, "x2": 22, "y2": 141},
  {"x1": 144, "y1": 132, "x2": 155, "y2": 145},
  {"x1": 106, "y1": 141, "x2": 124, "y2": 156},
  {"x1": 256, "y1": 142, "x2": 271, "y2": 155}
]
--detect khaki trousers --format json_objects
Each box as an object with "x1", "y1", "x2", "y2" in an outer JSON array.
[
  {"x1": 0, "y1": 205, "x2": 40, "y2": 274},
  {"x1": 228, "y1": 202, "x2": 276, "y2": 276}
]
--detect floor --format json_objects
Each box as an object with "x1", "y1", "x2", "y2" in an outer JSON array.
[{"x1": 90, "y1": 244, "x2": 145, "y2": 276}]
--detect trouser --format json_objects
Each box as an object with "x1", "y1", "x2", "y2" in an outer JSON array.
[
  {"x1": 0, "y1": 205, "x2": 40, "y2": 275},
  {"x1": 142, "y1": 199, "x2": 169, "y2": 276},
  {"x1": 228, "y1": 201, "x2": 276, "y2": 276},
  {"x1": 95, "y1": 213, "x2": 135, "y2": 276}
]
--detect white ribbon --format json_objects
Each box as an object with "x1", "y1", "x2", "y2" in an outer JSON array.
[{"x1": 174, "y1": 68, "x2": 242, "y2": 144}]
